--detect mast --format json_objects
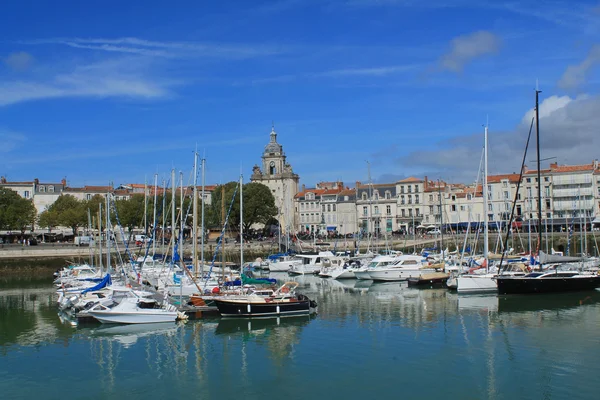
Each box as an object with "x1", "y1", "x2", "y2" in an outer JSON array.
[
  {"x1": 535, "y1": 88, "x2": 543, "y2": 270},
  {"x1": 483, "y1": 125, "x2": 489, "y2": 271},
  {"x1": 105, "y1": 193, "x2": 111, "y2": 273},
  {"x1": 200, "y1": 156, "x2": 206, "y2": 274},
  {"x1": 161, "y1": 178, "x2": 167, "y2": 250},
  {"x1": 98, "y1": 204, "x2": 103, "y2": 274},
  {"x1": 143, "y1": 178, "x2": 148, "y2": 236},
  {"x1": 171, "y1": 168, "x2": 176, "y2": 265},
  {"x1": 179, "y1": 172, "x2": 184, "y2": 264},
  {"x1": 192, "y1": 152, "x2": 198, "y2": 277},
  {"x1": 240, "y1": 173, "x2": 244, "y2": 269},
  {"x1": 152, "y1": 174, "x2": 158, "y2": 257},
  {"x1": 438, "y1": 179, "x2": 444, "y2": 261},
  {"x1": 221, "y1": 185, "x2": 225, "y2": 278}
]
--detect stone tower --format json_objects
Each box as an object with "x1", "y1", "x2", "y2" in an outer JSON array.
[{"x1": 250, "y1": 125, "x2": 300, "y2": 232}]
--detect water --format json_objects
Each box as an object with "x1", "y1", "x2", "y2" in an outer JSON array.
[{"x1": 2, "y1": 274, "x2": 600, "y2": 400}]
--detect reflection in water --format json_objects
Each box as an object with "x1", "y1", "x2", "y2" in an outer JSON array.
[{"x1": 2, "y1": 276, "x2": 600, "y2": 399}]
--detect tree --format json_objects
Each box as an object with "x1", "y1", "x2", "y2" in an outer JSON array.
[
  {"x1": 38, "y1": 209, "x2": 59, "y2": 233},
  {"x1": 0, "y1": 188, "x2": 36, "y2": 232},
  {"x1": 115, "y1": 195, "x2": 145, "y2": 236},
  {"x1": 207, "y1": 181, "x2": 277, "y2": 232},
  {"x1": 45, "y1": 194, "x2": 86, "y2": 236}
]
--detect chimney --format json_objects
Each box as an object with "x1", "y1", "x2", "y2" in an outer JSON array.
[
  {"x1": 0, "y1": 176, "x2": 6, "y2": 184},
  {"x1": 34, "y1": 178, "x2": 39, "y2": 185},
  {"x1": 356, "y1": 181, "x2": 361, "y2": 187},
  {"x1": 424, "y1": 176, "x2": 428, "y2": 191},
  {"x1": 594, "y1": 159, "x2": 599, "y2": 170},
  {"x1": 550, "y1": 162, "x2": 558, "y2": 169},
  {"x1": 61, "y1": 178, "x2": 67, "y2": 187},
  {"x1": 302, "y1": 184, "x2": 305, "y2": 192}
]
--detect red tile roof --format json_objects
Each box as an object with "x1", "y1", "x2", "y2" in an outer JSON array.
[
  {"x1": 487, "y1": 174, "x2": 521, "y2": 183},
  {"x1": 397, "y1": 177, "x2": 423, "y2": 183}
]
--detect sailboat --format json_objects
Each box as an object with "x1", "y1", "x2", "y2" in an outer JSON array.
[{"x1": 496, "y1": 89, "x2": 600, "y2": 294}]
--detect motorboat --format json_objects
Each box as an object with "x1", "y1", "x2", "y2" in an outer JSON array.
[
  {"x1": 213, "y1": 282, "x2": 317, "y2": 318},
  {"x1": 87, "y1": 291, "x2": 182, "y2": 324},
  {"x1": 368, "y1": 255, "x2": 434, "y2": 282}
]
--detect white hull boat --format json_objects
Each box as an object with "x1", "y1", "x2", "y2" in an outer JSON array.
[{"x1": 87, "y1": 296, "x2": 180, "y2": 324}]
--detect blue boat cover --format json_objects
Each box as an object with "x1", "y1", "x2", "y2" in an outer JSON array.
[{"x1": 81, "y1": 274, "x2": 112, "y2": 294}]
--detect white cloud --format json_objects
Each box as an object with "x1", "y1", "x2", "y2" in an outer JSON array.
[
  {"x1": 440, "y1": 31, "x2": 501, "y2": 73},
  {"x1": 396, "y1": 94, "x2": 600, "y2": 183},
  {"x1": 317, "y1": 65, "x2": 418, "y2": 77},
  {"x1": 0, "y1": 57, "x2": 173, "y2": 107},
  {"x1": 24, "y1": 37, "x2": 281, "y2": 59},
  {"x1": 558, "y1": 45, "x2": 600, "y2": 90},
  {"x1": 3, "y1": 51, "x2": 34, "y2": 71}
]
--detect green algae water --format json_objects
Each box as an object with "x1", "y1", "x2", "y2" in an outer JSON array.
[{"x1": 2, "y1": 274, "x2": 600, "y2": 400}]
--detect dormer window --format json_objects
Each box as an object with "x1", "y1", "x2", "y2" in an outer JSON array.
[{"x1": 362, "y1": 192, "x2": 367, "y2": 200}]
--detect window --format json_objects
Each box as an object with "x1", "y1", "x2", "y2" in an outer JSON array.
[
  {"x1": 429, "y1": 194, "x2": 433, "y2": 202},
  {"x1": 408, "y1": 186, "x2": 412, "y2": 193},
  {"x1": 386, "y1": 205, "x2": 391, "y2": 215},
  {"x1": 526, "y1": 178, "x2": 531, "y2": 183},
  {"x1": 502, "y1": 181, "x2": 508, "y2": 187},
  {"x1": 504, "y1": 191, "x2": 509, "y2": 199},
  {"x1": 332, "y1": 204, "x2": 336, "y2": 212},
  {"x1": 401, "y1": 209, "x2": 405, "y2": 217},
  {"x1": 415, "y1": 208, "x2": 420, "y2": 216},
  {"x1": 327, "y1": 204, "x2": 331, "y2": 212},
  {"x1": 23, "y1": 190, "x2": 30, "y2": 199},
  {"x1": 400, "y1": 186, "x2": 405, "y2": 194},
  {"x1": 415, "y1": 195, "x2": 419, "y2": 204},
  {"x1": 546, "y1": 212, "x2": 551, "y2": 218},
  {"x1": 408, "y1": 195, "x2": 412, "y2": 204},
  {"x1": 322, "y1": 204, "x2": 326, "y2": 212},
  {"x1": 39, "y1": 185, "x2": 45, "y2": 192},
  {"x1": 374, "y1": 191, "x2": 379, "y2": 200},
  {"x1": 505, "y1": 203, "x2": 510, "y2": 211},
  {"x1": 385, "y1": 191, "x2": 391, "y2": 199},
  {"x1": 363, "y1": 206, "x2": 368, "y2": 216},
  {"x1": 362, "y1": 193, "x2": 367, "y2": 200},
  {"x1": 545, "y1": 186, "x2": 550, "y2": 197},
  {"x1": 414, "y1": 185, "x2": 419, "y2": 192},
  {"x1": 467, "y1": 194, "x2": 472, "y2": 200},
  {"x1": 451, "y1": 195, "x2": 456, "y2": 201},
  {"x1": 460, "y1": 206, "x2": 465, "y2": 211},
  {"x1": 86, "y1": 194, "x2": 92, "y2": 200},
  {"x1": 408, "y1": 209, "x2": 412, "y2": 217},
  {"x1": 451, "y1": 205, "x2": 456, "y2": 211},
  {"x1": 48, "y1": 185, "x2": 54, "y2": 192},
  {"x1": 544, "y1": 177, "x2": 549, "y2": 182},
  {"x1": 400, "y1": 195, "x2": 405, "y2": 205},
  {"x1": 545, "y1": 199, "x2": 551, "y2": 209},
  {"x1": 488, "y1": 204, "x2": 493, "y2": 211},
  {"x1": 301, "y1": 203, "x2": 304, "y2": 210},
  {"x1": 429, "y1": 205, "x2": 433, "y2": 214},
  {"x1": 374, "y1": 206, "x2": 379, "y2": 215},
  {"x1": 517, "y1": 193, "x2": 521, "y2": 200}
]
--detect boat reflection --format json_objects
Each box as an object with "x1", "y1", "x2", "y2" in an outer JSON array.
[
  {"x1": 76, "y1": 322, "x2": 181, "y2": 348},
  {"x1": 497, "y1": 291, "x2": 600, "y2": 314},
  {"x1": 215, "y1": 314, "x2": 315, "y2": 336}
]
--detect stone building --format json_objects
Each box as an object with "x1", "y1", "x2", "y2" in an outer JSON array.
[
  {"x1": 250, "y1": 126, "x2": 300, "y2": 231},
  {"x1": 0, "y1": 176, "x2": 66, "y2": 214}
]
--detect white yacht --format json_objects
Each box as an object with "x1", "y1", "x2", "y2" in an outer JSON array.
[
  {"x1": 87, "y1": 291, "x2": 181, "y2": 324},
  {"x1": 354, "y1": 255, "x2": 402, "y2": 280},
  {"x1": 268, "y1": 255, "x2": 302, "y2": 272},
  {"x1": 288, "y1": 252, "x2": 333, "y2": 275},
  {"x1": 368, "y1": 255, "x2": 433, "y2": 282}
]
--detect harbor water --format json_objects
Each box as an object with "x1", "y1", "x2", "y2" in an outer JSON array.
[{"x1": 2, "y1": 273, "x2": 600, "y2": 400}]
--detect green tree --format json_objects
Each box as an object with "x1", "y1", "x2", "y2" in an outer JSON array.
[
  {"x1": 38, "y1": 209, "x2": 59, "y2": 233},
  {"x1": 45, "y1": 194, "x2": 86, "y2": 236},
  {"x1": 115, "y1": 195, "x2": 145, "y2": 236},
  {"x1": 207, "y1": 182, "x2": 276, "y2": 232},
  {"x1": 0, "y1": 188, "x2": 36, "y2": 232}
]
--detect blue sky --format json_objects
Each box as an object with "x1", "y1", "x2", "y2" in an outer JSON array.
[{"x1": 1, "y1": 0, "x2": 599, "y2": 188}]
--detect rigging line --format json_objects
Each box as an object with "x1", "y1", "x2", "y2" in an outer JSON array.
[
  {"x1": 499, "y1": 116, "x2": 535, "y2": 271},
  {"x1": 203, "y1": 182, "x2": 240, "y2": 289}
]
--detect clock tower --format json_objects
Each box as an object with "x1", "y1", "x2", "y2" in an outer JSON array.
[{"x1": 250, "y1": 125, "x2": 300, "y2": 232}]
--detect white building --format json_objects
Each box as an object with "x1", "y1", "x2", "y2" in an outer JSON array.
[{"x1": 0, "y1": 177, "x2": 66, "y2": 214}]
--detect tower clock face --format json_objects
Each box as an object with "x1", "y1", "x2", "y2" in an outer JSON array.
[{"x1": 270, "y1": 161, "x2": 275, "y2": 167}]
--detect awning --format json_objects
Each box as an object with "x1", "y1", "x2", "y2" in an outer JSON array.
[{"x1": 326, "y1": 226, "x2": 336, "y2": 231}]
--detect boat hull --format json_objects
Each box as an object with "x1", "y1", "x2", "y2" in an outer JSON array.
[
  {"x1": 456, "y1": 275, "x2": 497, "y2": 294},
  {"x1": 369, "y1": 268, "x2": 435, "y2": 282},
  {"x1": 87, "y1": 310, "x2": 178, "y2": 324},
  {"x1": 214, "y1": 299, "x2": 314, "y2": 317},
  {"x1": 496, "y1": 275, "x2": 600, "y2": 295}
]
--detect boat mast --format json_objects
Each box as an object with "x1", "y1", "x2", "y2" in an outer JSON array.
[
  {"x1": 171, "y1": 168, "x2": 176, "y2": 265},
  {"x1": 192, "y1": 152, "x2": 198, "y2": 277},
  {"x1": 152, "y1": 174, "x2": 158, "y2": 257},
  {"x1": 240, "y1": 173, "x2": 244, "y2": 270},
  {"x1": 483, "y1": 125, "x2": 489, "y2": 272},
  {"x1": 105, "y1": 193, "x2": 111, "y2": 274},
  {"x1": 179, "y1": 172, "x2": 184, "y2": 264},
  {"x1": 201, "y1": 155, "x2": 206, "y2": 274},
  {"x1": 535, "y1": 88, "x2": 543, "y2": 271},
  {"x1": 438, "y1": 179, "x2": 444, "y2": 260},
  {"x1": 98, "y1": 203, "x2": 103, "y2": 274}
]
